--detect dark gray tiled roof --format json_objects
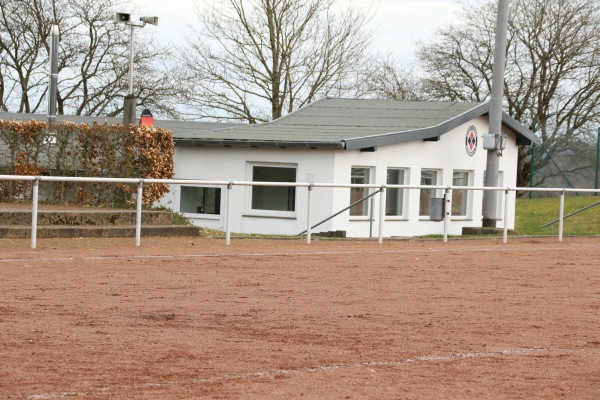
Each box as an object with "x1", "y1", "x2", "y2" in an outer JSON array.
[{"x1": 174, "y1": 98, "x2": 537, "y2": 149}]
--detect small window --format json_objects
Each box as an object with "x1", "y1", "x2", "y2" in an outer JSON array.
[
  {"x1": 180, "y1": 186, "x2": 221, "y2": 215},
  {"x1": 386, "y1": 168, "x2": 406, "y2": 217},
  {"x1": 419, "y1": 169, "x2": 441, "y2": 216},
  {"x1": 251, "y1": 165, "x2": 296, "y2": 212},
  {"x1": 350, "y1": 167, "x2": 371, "y2": 216},
  {"x1": 452, "y1": 170, "x2": 471, "y2": 216}
]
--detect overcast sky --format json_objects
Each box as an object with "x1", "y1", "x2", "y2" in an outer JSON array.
[{"x1": 124, "y1": 0, "x2": 463, "y2": 66}]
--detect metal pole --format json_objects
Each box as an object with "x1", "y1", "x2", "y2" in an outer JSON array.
[
  {"x1": 47, "y1": 25, "x2": 59, "y2": 130},
  {"x1": 595, "y1": 127, "x2": 599, "y2": 190},
  {"x1": 306, "y1": 185, "x2": 313, "y2": 244},
  {"x1": 225, "y1": 183, "x2": 232, "y2": 246},
  {"x1": 369, "y1": 195, "x2": 374, "y2": 238},
  {"x1": 123, "y1": 23, "x2": 136, "y2": 126},
  {"x1": 483, "y1": 0, "x2": 510, "y2": 228},
  {"x1": 128, "y1": 23, "x2": 134, "y2": 94},
  {"x1": 378, "y1": 186, "x2": 386, "y2": 244},
  {"x1": 443, "y1": 189, "x2": 450, "y2": 243},
  {"x1": 503, "y1": 189, "x2": 510, "y2": 243},
  {"x1": 135, "y1": 180, "x2": 143, "y2": 246},
  {"x1": 558, "y1": 191, "x2": 565, "y2": 242},
  {"x1": 31, "y1": 178, "x2": 40, "y2": 249}
]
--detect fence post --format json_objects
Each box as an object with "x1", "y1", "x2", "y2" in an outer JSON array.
[
  {"x1": 135, "y1": 180, "x2": 144, "y2": 247},
  {"x1": 558, "y1": 191, "x2": 565, "y2": 242},
  {"x1": 443, "y1": 188, "x2": 450, "y2": 243},
  {"x1": 378, "y1": 185, "x2": 386, "y2": 244},
  {"x1": 225, "y1": 182, "x2": 233, "y2": 246},
  {"x1": 306, "y1": 185, "x2": 313, "y2": 244},
  {"x1": 369, "y1": 195, "x2": 375, "y2": 237},
  {"x1": 594, "y1": 127, "x2": 600, "y2": 196},
  {"x1": 31, "y1": 177, "x2": 40, "y2": 249},
  {"x1": 503, "y1": 189, "x2": 510, "y2": 243}
]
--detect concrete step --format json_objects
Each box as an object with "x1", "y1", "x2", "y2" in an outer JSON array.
[
  {"x1": 0, "y1": 210, "x2": 173, "y2": 226},
  {"x1": 0, "y1": 225, "x2": 200, "y2": 239}
]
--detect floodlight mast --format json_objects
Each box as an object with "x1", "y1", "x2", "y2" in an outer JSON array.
[
  {"x1": 115, "y1": 13, "x2": 158, "y2": 126},
  {"x1": 47, "y1": 24, "x2": 59, "y2": 131},
  {"x1": 482, "y1": 0, "x2": 510, "y2": 228}
]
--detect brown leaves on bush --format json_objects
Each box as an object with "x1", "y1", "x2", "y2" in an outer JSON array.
[{"x1": 0, "y1": 119, "x2": 174, "y2": 207}]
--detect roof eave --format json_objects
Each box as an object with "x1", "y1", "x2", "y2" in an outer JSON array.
[
  {"x1": 343, "y1": 103, "x2": 491, "y2": 150},
  {"x1": 342, "y1": 103, "x2": 539, "y2": 150},
  {"x1": 174, "y1": 138, "x2": 343, "y2": 149}
]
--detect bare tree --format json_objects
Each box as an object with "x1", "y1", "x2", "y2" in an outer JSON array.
[
  {"x1": 0, "y1": 0, "x2": 181, "y2": 119},
  {"x1": 0, "y1": 0, "x2": 53, "y2": 112},
  {"x1": 180, "y1": 0, "x2": 373, "y2": 123},
  {"x1": 363, "y1": 58, "x2": 425, "y2": 101},
  {"x1": 416, "y1": 0, "x2": 600, "y2": 188}
]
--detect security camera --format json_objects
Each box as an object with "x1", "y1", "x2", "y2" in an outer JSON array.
[
  {"x1": 140, "y1": 16, "x2": 159, "y2": 26},
  {"x1": 115, "y1": 12, "x2": 130, "y2": 23}
]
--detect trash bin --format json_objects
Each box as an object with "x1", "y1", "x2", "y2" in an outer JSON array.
[{"x1": 429, "y1": 198, "x2": 445, "y2": 221}]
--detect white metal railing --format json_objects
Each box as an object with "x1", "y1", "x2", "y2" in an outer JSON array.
[{"x1": 1, "y1": 174, "x2": 599, "y2": 249}]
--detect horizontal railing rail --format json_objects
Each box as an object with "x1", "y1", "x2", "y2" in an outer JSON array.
[{"x1": 1, "y1": 174, "x2": 599, "y2": 249}]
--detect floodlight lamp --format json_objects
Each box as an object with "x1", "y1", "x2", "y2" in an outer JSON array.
[
  {"x1": 115, "y1": 12, "x2": 130, "y2": 23},
  {"x1": 140, "y1": 16, "x2": 159, "y2": 26}
]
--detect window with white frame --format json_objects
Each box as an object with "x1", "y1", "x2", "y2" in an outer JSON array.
[
  {"x1": 350, "y1": 167, "x2": 372, "y2": 216},
  {"x1": 250, "y1": 164, "x2": 296, "y2": 212},
  {"x1": 386, "y1": 168, "x2": 407, "y2": 217},
  {"x1": 180, "y1": 186, "x2": 221, "y2": 215},
  {"x1": 419, "y1": 169, "x2": 441, "y2": 216},
  {"x1": 452, "y1": 170, "x2": 472, "y2": 217}
]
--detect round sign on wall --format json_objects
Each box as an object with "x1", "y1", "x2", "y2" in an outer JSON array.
[{"x1": 465, "y1": 125, "x2": 478, "y2": 156}]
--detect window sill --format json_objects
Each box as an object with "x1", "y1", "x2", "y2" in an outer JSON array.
[
  {"x1": 242, "y1": 214, "x2": 297, "y2": 220},
  {"x1": 349, "y1": 217, "x2": 372, "y2": 221},
  {"x1": 182, "y1": 212, "x2": 221, "y2": 220}
]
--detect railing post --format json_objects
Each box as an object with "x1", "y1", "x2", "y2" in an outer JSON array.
[
  {"x1": 31, "y1": 177, "x2": 40, "y2": 249},
  {"x1": 135, "y1": 180, "x2": 144, "y2": 247},
  {"x1": 558, "y1": 191, "x2": 565, "y2": 241},
  {"x1": 306, "y1": 185, "x2": 313, "y2": 244},
  {"x1": 226, "y1": 182, "x2": 233, "y2": 246},
  {"x1": 378, "y1": 186, "x2": 386, "y2": 244},
  {"x1": 503, "y1": 189, "x2": 510, "y2": 243},
  {"x1": 443, "y1": 188, "x2": 451, "y2": 243},
  {"x1": 369, "y1": 195, "x2": 375, "y2": 238}
]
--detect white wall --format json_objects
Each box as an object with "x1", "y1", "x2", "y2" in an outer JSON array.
[
  {"x1": 163, "y1": 116, "x2": 521, "y2": 237},
  {"x1": 163, "y1": 146, "x2": 338, "y2": 235},
  {"x1": 329, "y1": 116, "x2": 519, "y2": 237}
]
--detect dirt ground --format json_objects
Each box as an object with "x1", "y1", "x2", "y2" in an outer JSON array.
[{"x1": 1, "y1": 236, "x2": 599, "y2": 399}]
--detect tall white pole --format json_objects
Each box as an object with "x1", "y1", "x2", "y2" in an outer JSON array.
[
  {"x1": 47, "y1": 25, "x2": 59, "y2": 129},
  {"x1": 128, "y1": 23, "x2": 134, "y2": 95},
  {"x1": 483, "y1": 0, "x2": 510, "y2": 228},
  {"x1": 123, "y1": 23, "x2": 136, "y2": 126}
]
